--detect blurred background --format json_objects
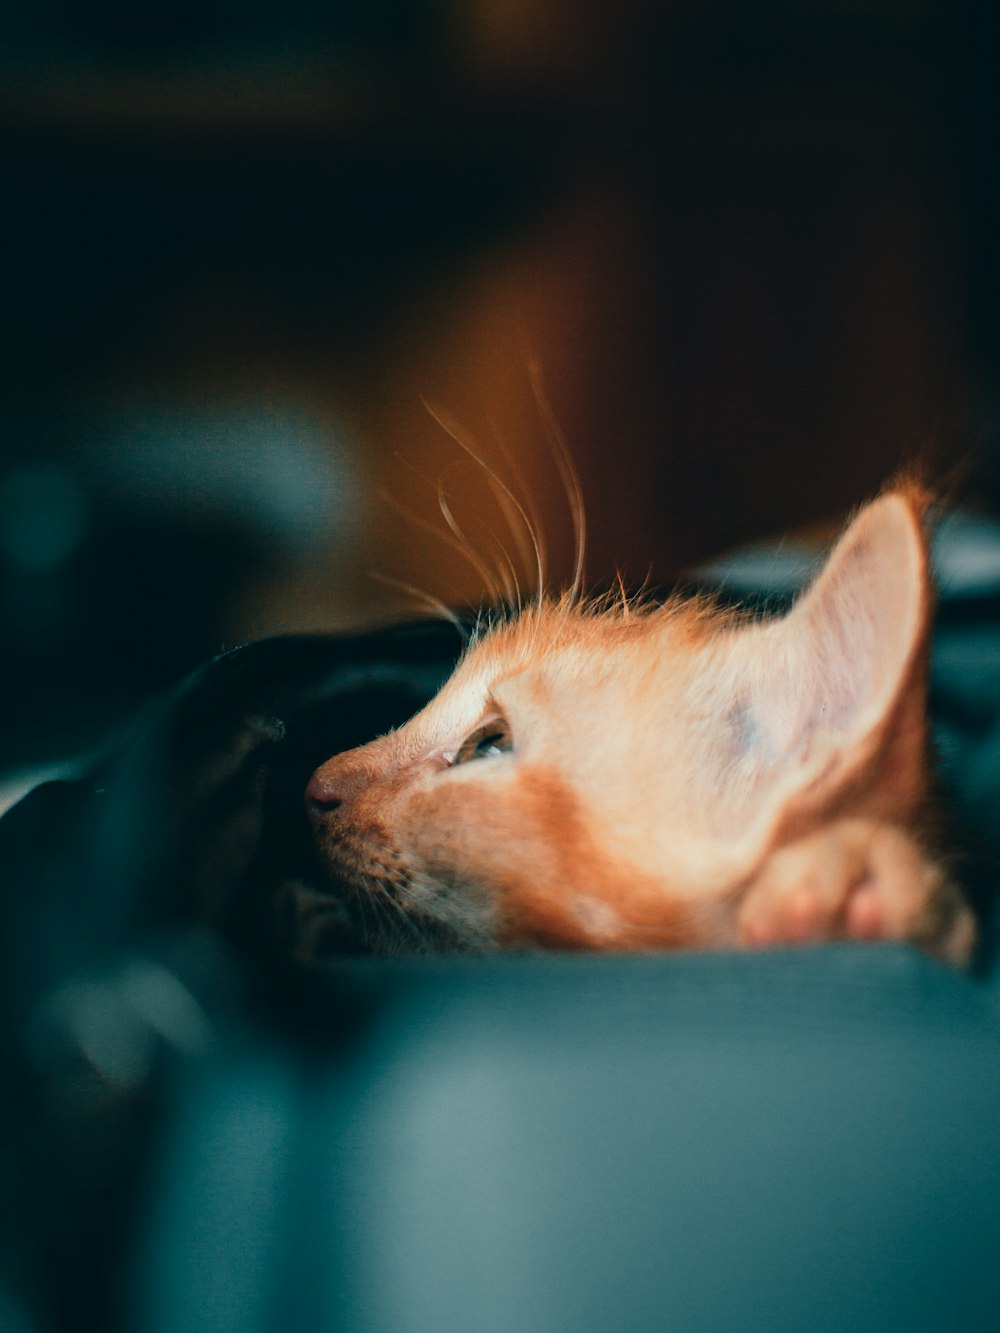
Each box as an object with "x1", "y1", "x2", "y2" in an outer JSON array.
[{"x1": 1, "y1": 0, "x2": 997, "y2": 779}]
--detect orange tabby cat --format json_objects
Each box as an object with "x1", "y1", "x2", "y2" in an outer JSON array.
[{"x1": 303, "y1": 485, "x2": 975, "y2": 963}]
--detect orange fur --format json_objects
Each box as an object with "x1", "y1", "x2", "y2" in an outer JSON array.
[{"x1": 302, "y1": 485, "x2": 976, "y2": 965}]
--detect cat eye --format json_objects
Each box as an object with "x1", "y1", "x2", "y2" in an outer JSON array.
[{"x1": 454, "y1": 716, "x2": 513, "y2": 765}]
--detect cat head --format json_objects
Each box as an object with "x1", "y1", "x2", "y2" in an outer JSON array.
[{"x1": 300, "y1": 485, "x2": 951, "y2": 957}]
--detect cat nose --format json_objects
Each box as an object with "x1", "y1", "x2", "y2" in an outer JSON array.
[{"x1": 305, "y1": 771, "x2": 343, "y2": 820}]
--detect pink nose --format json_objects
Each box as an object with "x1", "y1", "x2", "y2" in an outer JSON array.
[{"x1": 305, "y1": 772, "x2": 342, "y2": 820}]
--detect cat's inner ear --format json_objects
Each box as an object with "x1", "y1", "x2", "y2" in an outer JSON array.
[{"x1": 728, "y1": 489, "x2": 932, "y2": 828}]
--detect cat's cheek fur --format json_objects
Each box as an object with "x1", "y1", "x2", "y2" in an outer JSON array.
[{"x1": 402, "y1": 764, "x2": 711, "y2": 952}]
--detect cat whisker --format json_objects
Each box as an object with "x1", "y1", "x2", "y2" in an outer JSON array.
[
  {"x1": 477, "y1": 520, "x2": 523, "y2": 613},
  {"x1": 480, "y1": 411, "x2": 548, "y2": 605},
  {"x1": 363, "y1": 890, "x2": 397, "y2": 951},
  {"x1": 377, "y1": 486, "x2": 501, "y2": 606},
  {"x1": 423, "y1": 398, "x2": 548, "y2": 609},
  {"x1": 367, "y1": 891, "x2": 401, "y2": 953},
  {"x1": 367, "y1": 571, "x2": 468, "y2": 636},
  {"x1": 443, "y1": 482, "x2": 527, "y2": 617},
  {"x1": 353, "y1": 882, "x2": 380, "y2": 949},
  {"x1": 480, "y1": 475, "x2": 527, "y2": 614},
  {"x1": 367, "y1": 878, "x2": 427, "y2": 951},
  {"x1": 435, "y1": 476, "x2": 503, "y2": 605},
  {"x1": 525, "y1": 360, "x2": 586, "y2": 607}
]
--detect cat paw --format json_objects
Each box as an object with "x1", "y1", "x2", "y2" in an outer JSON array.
[{"x1": 735, "y1": 819, "x2": 975, "y2": 964}]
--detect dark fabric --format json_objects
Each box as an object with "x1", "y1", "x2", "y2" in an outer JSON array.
[
  {"x1": 0, "y1": 619, "x2": 462, "y2": 1332},
  {"x1": 0, "y1": 620, "x2": 462, "y2": 1008}
]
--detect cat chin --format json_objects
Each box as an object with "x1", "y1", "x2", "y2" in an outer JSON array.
[{"x1": 274, "y1": 866, "x2": 501, "y2": 964}]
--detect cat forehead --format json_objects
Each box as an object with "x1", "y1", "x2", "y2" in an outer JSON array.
[
  {"x1": 452, "y1": 599, "x2": 715, "y2": 701},
  {"x1": 404, "y1": 597, "x2": 730, "y2": 751}
]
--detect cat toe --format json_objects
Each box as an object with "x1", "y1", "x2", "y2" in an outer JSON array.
[
  {"x1": 736, "y1": 837, "x2": 857, "y2": 949},
  {"x1": 738, "y1": 879, "x2": 837, "y2": 948},
  {"x1": 843, "y1": 876, "x2": 886, "y2": 941}
]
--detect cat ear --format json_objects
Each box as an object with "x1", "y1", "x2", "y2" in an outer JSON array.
[{"x1": 735, "y1": 487, "x2": 933, "y2": 830}]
